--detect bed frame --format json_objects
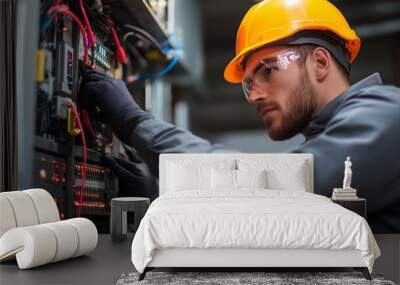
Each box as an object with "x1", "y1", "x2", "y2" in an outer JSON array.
[
  {"x1": 138, "y1": 154, "x2": 372, "y2": 281},
  {"x1": 139, "y1": 248, "x2": 371, "y2": 280}
]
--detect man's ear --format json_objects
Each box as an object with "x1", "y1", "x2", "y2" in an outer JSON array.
[{"x1": 311, "y1": 47, "x2": 330, "y2": 82}]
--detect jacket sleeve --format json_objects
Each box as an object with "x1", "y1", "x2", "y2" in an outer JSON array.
[
  {"x1": 121, "y1": 113, "x2": 240, "y2": 177},
  {"x1": 79, "y1": 74, "x2": 239, "y2": 177},
  {"x1": 290, "y1": 85, "x2": 400, "y2": 232}
]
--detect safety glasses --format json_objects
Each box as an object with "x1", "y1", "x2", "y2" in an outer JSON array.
[{"x1": 242, "y1": 51, "x2": 301, "y2": 101}]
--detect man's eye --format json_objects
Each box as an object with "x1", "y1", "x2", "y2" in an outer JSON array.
[{"x1": 260, "y1": 66, "x2": 273, "y2": 79}]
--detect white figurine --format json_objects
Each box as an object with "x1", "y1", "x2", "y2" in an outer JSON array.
[{"x1": 342, "y1": 156, "x2": 353, "y2": 189}]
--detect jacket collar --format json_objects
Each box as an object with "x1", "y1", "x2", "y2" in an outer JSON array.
[{"x1": 302, "y1": 73, "x2": 383, "y2": 138}]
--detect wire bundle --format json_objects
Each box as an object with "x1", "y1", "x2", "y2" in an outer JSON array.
[
  {"x1": 122, "y1": 25, "x2": 182, "y2": 82},
  {"x1": 78, "y1": 0, "x2": 95, "y2": 48},
  {"x1": 47, "y1": 4, "x2": 89, "y2": 64},
  {"x1": 105, "y1": 20, "x2": 128, "y2": 65}
]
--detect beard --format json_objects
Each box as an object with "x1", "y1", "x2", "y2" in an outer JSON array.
[{"x1": 266, "y1": 68, "x2": 317, "y2": 140}]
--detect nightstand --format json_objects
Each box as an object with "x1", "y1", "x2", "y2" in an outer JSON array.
[
  {"x1": 110, "y1": 197, "x2": 150, "y2": 242},
  {"x1": 331, "y1": 198, "x2": 366, "y2": 218}
]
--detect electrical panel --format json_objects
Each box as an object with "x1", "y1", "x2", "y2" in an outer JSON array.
[
  {"x1": 32, "y1": 0, "x2": 193, "y2": 232},
  {"x1": 34, "y1": 0, "x2": 126, "y2": 232},
  {"x1": 34, "y1": 143, "x2": 116, "y2": 220}
]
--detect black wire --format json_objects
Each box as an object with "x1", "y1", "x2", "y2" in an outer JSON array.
[
  {"x1": 123, "y1": 31, "x2": 154, "y2": 50},
  {"x1": 123, "y1": 24, "x2": 164, "y2": 52}
]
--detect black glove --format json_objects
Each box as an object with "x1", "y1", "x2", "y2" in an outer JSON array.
[
  {"x1": 79, "y1": 70, "x2": 153, "y2": 144},
  {"x1": 102, "y1": 150, "x2": 159, "y2": 201}
]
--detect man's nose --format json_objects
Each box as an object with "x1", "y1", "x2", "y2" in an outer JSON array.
[{"x1": 247, "y1": 87, "x2": 267, "y2": 104}]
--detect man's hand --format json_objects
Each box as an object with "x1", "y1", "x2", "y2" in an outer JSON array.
[
  {"x1": 102, "y1": 152, "x2": 158, "y2": 201},
  {"x1": 79, "y1": 71, "x2": 151, "y2": 143}
]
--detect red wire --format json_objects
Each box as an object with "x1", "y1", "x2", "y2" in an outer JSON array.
[
  {"x1": 82, "y1": 109, "x2": 115, "y2": 147},
  {"x1": 106, "y1": 22, "x2": 128, "y2": 65},
  {"x1": 81, "y1": 109, "x2": 97, "y2": 137},
  {"x1": 78, "y1": 0, "x2": 96, "y2": 48},
  {"x1": 48, "y1": 5, "x2": 89, "y2": 65},
  {"x1": 69, "y1": 102, "x2": 87, "y2": 217}
]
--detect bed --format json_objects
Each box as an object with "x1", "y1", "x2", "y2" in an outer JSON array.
[{"x1": 131, "y1": 154, "x2": 380, "y2": 280}]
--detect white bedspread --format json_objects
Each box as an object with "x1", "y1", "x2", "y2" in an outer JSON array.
[{"x1": 131, "y1": 190, "x2": 380, "y2": 273}]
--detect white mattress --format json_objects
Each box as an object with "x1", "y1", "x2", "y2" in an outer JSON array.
[{"x1": 131, "y1": 190, "x2": 380, "y2": 273}]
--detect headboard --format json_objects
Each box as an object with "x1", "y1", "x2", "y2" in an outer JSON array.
[{"x1": 159, "y1": 153, "x2": 314, "y2": 195}]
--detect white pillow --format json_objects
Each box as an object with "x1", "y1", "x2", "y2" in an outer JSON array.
[
  {"x1": 236, "y1": 169, "x2": 267, "y2": 188},
  {"x1": 238, "y1": 159, "x2": 309, "y2": 191},
  {"x1": 167, "y1": 163, "x2": 211, "y2": 191},
  {"x1": 266, "y1": 162, "x2": 307, "y2": 191},
  {"x1": 211, "y1": 169, "x2": 237, "y2": 190},
  {"x1": 211, "y1": 169, "x2": 268, "y2": 190}
]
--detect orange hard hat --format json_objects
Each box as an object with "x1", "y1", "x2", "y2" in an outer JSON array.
[{"x1": 224, "y1": 0, "x2": 361, "y2": 83}]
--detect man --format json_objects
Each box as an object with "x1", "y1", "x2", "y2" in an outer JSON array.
[{"x1": 80, "y1": 0, "x2": 400, "y2": 233}]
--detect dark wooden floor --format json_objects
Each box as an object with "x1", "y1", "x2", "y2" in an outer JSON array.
[
  {"x1": 0, "y1": 234, "x2": 134, "y2": 285},
  {"x1": 1, "y1": 234, "x2": 398, "y2": 284}
]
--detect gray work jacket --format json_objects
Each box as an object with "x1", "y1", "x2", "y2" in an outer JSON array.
[{"x1": 128, "y1": 73, "x2": 400, "y2": 233}]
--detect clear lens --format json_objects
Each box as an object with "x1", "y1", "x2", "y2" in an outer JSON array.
[
  {"x1": 242, "y1": 78, "x2": 252, "y2": 100},
  {"x1": 241, "y1": 51, "x2": 300, "y2": 101}
]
